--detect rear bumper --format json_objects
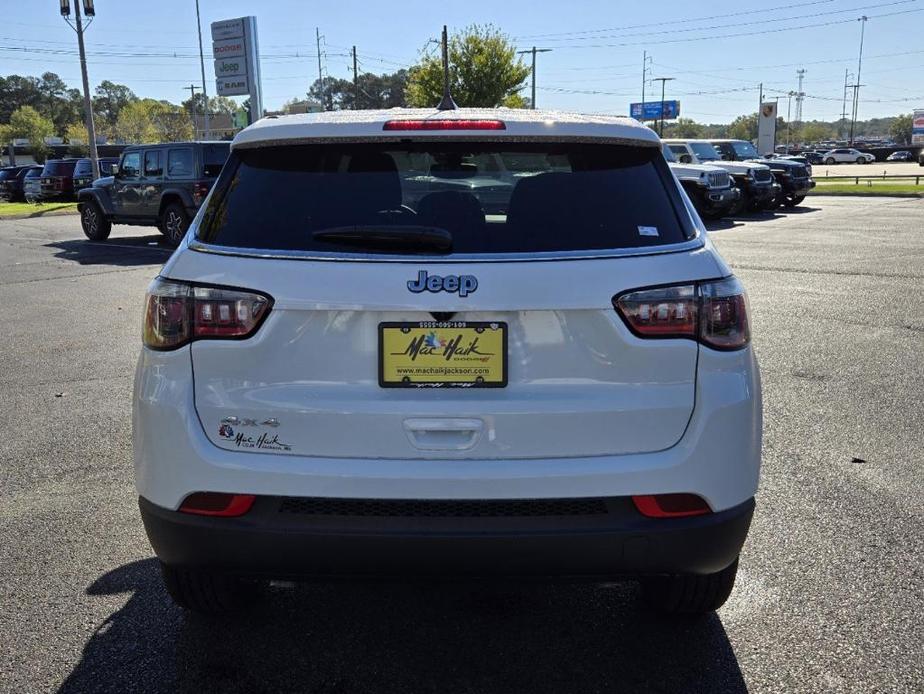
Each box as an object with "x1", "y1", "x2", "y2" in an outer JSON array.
[{"x1": 140, "y1": 495, "x2": 754, "y2": 579}]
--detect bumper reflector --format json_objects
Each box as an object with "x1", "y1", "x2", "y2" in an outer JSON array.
[
  {"x1": 632, "y1": 494, "x2": 711, "y2": 518},
  {"x1": 179, "y1": 492, "x2": 256, "y2": 517}
]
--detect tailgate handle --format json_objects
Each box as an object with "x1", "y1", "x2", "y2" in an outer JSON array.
[{"x1": 403, "y1": 418, "x2": 484, "y2": 451}]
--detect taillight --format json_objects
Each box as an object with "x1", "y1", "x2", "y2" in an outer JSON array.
[
  {"x1": 193, "y1": 181, "x2": 211, "y2": 205},
  {"x1": 613, "y1": 277, "x2": 750, "y2": 350},
  {"x1": 632, "y1": 494, "x2": 712, "y2": 518},
  {"x1": 143, "y1": 278, "x2": 272, "y2": 350},
  {"x1": 382, "y1": 119, "x2": 506, "y2": 131},
  {"x1": 179, "y1": 492, "x2": 256, "y2": 517}
]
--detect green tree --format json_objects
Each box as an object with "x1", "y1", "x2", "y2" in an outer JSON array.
[
  {"x1": 307, "y1": 70, "x2": 408, "y2": 110},
  {"x1": 64, "y1": 121, "x2": 89, "y2": 156},
  {"x1": 667, "y1": 118, "x2": 705, "y2": 138},
  {"x1": 0, "y1": 75, "x2": 43, "y2": 123},
  {"x1": 796, "y1": 121, "x2": 833, "y2": 145},
  {"x1": 889, "y1": 113, "x2": 913, "y2": 145},
  {"x1": 114, "y1": 99, "x2": 193, "y2": 143},
  {"x1": 405, "y1": 25, "x2": 530, "y2": 108},
  {"x1": 181, "y1": 93, "x2": 239, "y2": 117},
  {"x1": 93, "y1": 80, "x2": 137, "y2": 129},
  {"x1": 726, "y1": 113, "x2": 757, "y2": 141},
  {"x1": 7, "y1": 105, "x2": 54, "y2": 162}
]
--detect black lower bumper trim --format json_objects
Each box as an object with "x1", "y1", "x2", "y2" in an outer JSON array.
[{"x1": 140, "y1": 495, "x2": 755, "y2": 579}]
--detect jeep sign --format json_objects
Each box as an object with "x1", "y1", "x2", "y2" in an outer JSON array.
[
  {"x1": 211, "y1": 16, "x2": 262, "y2": 123},
  {"x1": 214, "y1": 58, "x2": 246, "y2": 78}
]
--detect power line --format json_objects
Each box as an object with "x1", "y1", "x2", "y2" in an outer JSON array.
[{"x1": 513, "y1": 0, "x2": 837, "y2": 39}]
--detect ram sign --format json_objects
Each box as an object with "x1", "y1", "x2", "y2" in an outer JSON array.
[
  {"x1": 211, "y1": 16, "x2": 263, "y2": 123},
  {"x1": 913, "y1": 109, "x2": 924, "y2": 145}
]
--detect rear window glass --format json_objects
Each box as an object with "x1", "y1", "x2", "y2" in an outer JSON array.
[
  {"x1": 198, "y1": 142, "x2": 693, "y2": 256},
  {"x1": 202, "y1": 143, "x2": 230, "y2": 177},
  {"x1": 167, "y1": 148, "x2": 193, "y2": 177},
  {"x1": 42, "y1": 161, "x2": 77, "y2": 176},
  {"x1": 25, "y1": 168, "x2": 43, "y2": 178},
  {"x1": 0, "y1": 169, "x2": 15, "y2": 180}
]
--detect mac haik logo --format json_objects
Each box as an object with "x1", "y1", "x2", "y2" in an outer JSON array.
[
  {"x1": 407, "y1": 270, "x2": 478, "y2": 298},
  {"x1": 393, "y1": 330, "x2": 494, "y2": 362}
]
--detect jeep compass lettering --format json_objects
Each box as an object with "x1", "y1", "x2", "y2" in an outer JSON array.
[{"x1": 134, "y1": 109, "x2": 762, "y2": 614}]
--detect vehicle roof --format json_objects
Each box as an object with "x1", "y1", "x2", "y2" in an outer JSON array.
[
  {"x1": 707, "y1": 139, "x2": 752, "y2": 144},
  {"x1": 232, "y1": 108, "x2": 660, "y2": 149},
  {"x1": 122, "y1": 141, "x2": 229, "y2": 151}
]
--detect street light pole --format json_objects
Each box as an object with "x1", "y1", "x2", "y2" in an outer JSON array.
[
  {"x1": 850, "y1": 16, "x2": 868, "y2": 145},
  {"x1": 652, "y1": 77, "x2": 675, "y2": 137},
  {"x1": 62, "y1": 1, "x2": 100, "y2": 180},
  {"x1": 195, "y1": 0, "x2": 210, "y2": 139}
]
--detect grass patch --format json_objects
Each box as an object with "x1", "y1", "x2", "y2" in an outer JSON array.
[
  {"x1": 0, "y1": 201, "x2": 79, "y2": 219},
  {"x1": 810, "y1": 182, "x2": 924, "y2": 196}
]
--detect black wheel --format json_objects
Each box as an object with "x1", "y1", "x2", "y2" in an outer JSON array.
[
  {"x1": 825, "y1": 157, "x2": 836, "y2": 165},
  {"x1": 80, "y1": 201, "x2": 111, "y2": 241},
  {"x1": 161, "y1": 562, "x2": 260, "y2": 613},
  {"x1": 730, "y1": 188, "x2": 748, "y2": 215},
  {"x1": 784, "y1": 194, "x2": 806, "y2": 208},
  {"x1": 160, "y1": 203, "x2": 190, "y2": 247},
  {"x1": 641, "y1": 558, "x2": 739, "y2": 614},
  {"x1": 856, "y1": 156, "x2": 865, "y2": 164}
]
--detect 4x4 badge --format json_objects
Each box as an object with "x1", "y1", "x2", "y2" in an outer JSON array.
[{"x1": 407, "y1": 270, "x2": 478, "y2": 298}]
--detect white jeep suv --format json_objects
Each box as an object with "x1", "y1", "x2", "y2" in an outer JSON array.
[{"x1": 134, "y1": 108, "x2": 762, "y2": 614}]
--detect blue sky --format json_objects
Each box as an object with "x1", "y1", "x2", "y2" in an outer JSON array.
[{"x1": 3, "y1": 0, "x2": 922, "y2": 122}]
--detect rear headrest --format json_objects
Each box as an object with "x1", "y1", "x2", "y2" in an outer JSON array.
[{"x1": 345, "y1": 152, "x2": 402, "y2": 211}]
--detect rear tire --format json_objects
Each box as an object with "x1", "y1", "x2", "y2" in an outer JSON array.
[
  {"x1": 641, "y1": 557, "x2": 739, "y2": 614},
  {"x1": 160, "y1": 203, "x2": 190, "y2": 247},
  {"x1": 80, "y1": 201, "x2": 111, "y2": 241},
  {"x1": 784, "y1": 194, "x2": 806, "y2": 208},
  {"x1": 161, "y1": 562, "x2": 260, "y2": 613}
]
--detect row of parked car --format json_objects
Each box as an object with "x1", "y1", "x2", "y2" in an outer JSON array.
[
  {"x1": 662, "y1": 138, "x2": 815, "y2": 220},
  {"x1": 0, "y1": 157, "x2": 120, "y2": 203}
]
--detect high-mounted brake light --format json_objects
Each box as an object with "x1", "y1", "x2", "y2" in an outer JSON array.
[
  {"x1": 143, "y1": 278, "x2": 272, "y2": 350},
  {"x1": 632, "y1": 494, "x2": 712, "y2": 518},
  {"x1": 382, "y1": 119, "x2": 506, "y2": 131},
  {"x1": 179, "y1": 492, "x2": 256, "y2": 517},
  {"x1": 613, "y1": 277, "x2": 750, "y2": 350}
]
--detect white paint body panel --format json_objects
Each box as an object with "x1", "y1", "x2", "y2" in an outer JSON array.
[{"x1": 132, "y1": 110, "x2": 761, "y2": 515}]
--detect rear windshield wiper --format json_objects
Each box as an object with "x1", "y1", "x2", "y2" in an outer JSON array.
[{"x1": 313, "y1": 225, "x2": 452, "y2": 254}]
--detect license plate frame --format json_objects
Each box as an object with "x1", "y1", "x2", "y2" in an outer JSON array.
[{"x1": 378, "y1": 321, "x2": 508, "y2": 389}]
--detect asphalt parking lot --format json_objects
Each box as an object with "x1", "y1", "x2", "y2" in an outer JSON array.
[{"x1": 1, "y1": 198, "x2": 922, "y2": 693}]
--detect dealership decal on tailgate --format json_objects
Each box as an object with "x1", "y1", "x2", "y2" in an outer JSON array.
[{"x1": 379, "y1": 321, "x2": 507, "y2": 388}]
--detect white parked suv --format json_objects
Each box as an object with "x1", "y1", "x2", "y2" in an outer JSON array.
[
  {"x1": 134, "y1": 108, "x2": 762, "y2": 614},
  {"x1": 822, "y1": 148, "x2": 875, "y2": 164}
]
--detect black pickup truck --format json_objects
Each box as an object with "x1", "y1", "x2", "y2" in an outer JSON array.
[{"x1": 77, "y1": 141, "x2": 230, "y2": 246}]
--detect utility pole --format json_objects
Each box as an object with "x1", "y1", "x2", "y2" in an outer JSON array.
[
  {"x1": 352, "y1": 45, "x2": 358, "y2": 108},
  {"x1": 61, "y1": 1, "x2": 100, "y2": 180},
  {"x1": 517, "y1": 46, "x2": 552, "y2": 109},
  {"x1": 786, "y1": 91, "x2": 795, "y2": 152},
  {"x1": 794, "y1": 68, "x2": 806, "y2": 124},
  {"x1": 185, "y1": 84, "x2": 200, "y2": 137},
  {"x1": 195, "y1": 0, "x2": 210, "y2": 139},
  {"x1": 640, "y1": 51, "x2": 652, "y2": 124},
  {"x1": 652, "y1": 77, "x2": 675, "y2": 137},
  {"x1": 850, "y1": 16, "x2": 868, "y2": 145},
  {"x1": 840, "y1": 69, "x2": 852, "y2": 140},
  {"x1": 316, "y1": 27, "x2": 326, "y2": 110}
]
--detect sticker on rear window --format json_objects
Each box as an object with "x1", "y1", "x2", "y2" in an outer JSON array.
[{"x1": 638, "y1": 226, "x2": 659, "y2": 237}]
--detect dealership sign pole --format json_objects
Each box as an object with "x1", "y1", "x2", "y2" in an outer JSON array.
[{"x1": 211, "y1": 16, "x2": 263, "y2": 125}]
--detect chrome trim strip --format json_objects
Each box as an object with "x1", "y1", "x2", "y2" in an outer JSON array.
[{"x1": 188, "y1": 231, "x2": 704, "y2": 264}]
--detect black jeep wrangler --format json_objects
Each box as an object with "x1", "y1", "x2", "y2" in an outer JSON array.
[{"x1": 77, "y1": 142, "x2": 230, "y2": 246}]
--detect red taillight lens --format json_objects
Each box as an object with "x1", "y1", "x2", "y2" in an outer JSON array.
[
  {"x1": 179, "y1": 492, "x2": 255, "y2": 517},
  {"x1": 382, "y1": 119, "x2": 506, "y2": 131},
  {"x1": 632, "y1": 494, "x2": 712, "y2": 518},
  {"x1": 143, "y1": 278, "x2": 272, "y2": 350},
  {"x1": 193, "y1": 181, "x2": 211, "y2": 205},
  {"x1": 613, "y1": 277, "x2": 750, "y2": 350}
]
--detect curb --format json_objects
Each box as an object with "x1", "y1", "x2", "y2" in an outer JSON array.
[{"x1": 0, "y1": 207, "x2": 80, "y2": 221}]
